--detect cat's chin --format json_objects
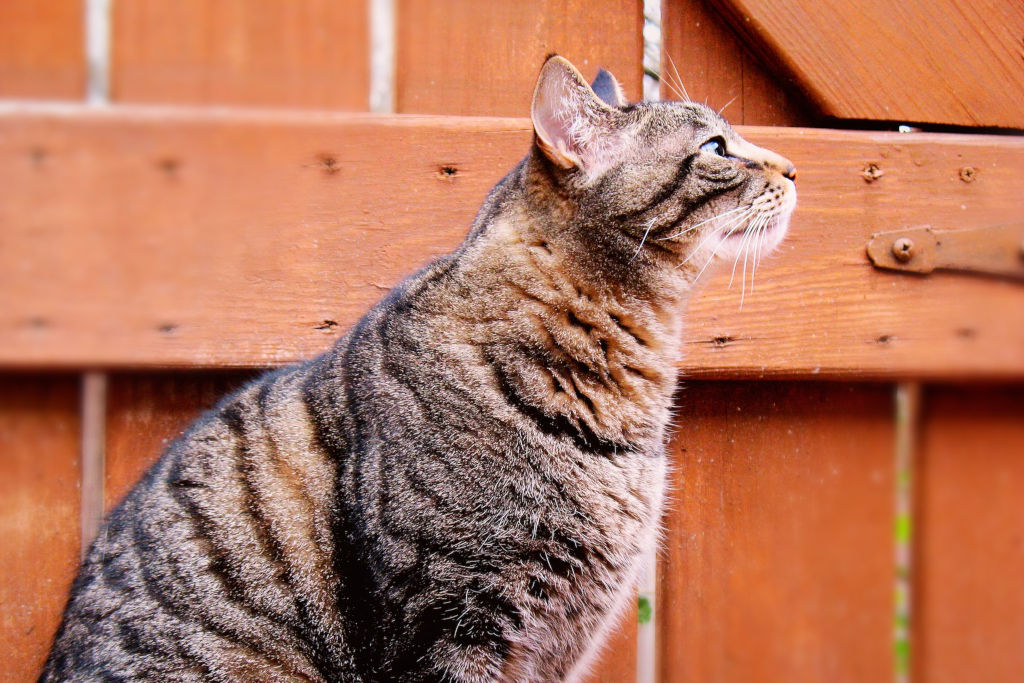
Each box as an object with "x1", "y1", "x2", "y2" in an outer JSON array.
[{"x1": 699, "y1": 209, "x2": 792, "y2": 269}]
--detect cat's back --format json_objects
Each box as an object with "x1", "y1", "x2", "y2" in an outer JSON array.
[
  {"x1": 40, "y1": 253, "x2": 466, "y2": 682},
  {"x1": 40, "y1": 355, "x2": 358, "y2": 681}
]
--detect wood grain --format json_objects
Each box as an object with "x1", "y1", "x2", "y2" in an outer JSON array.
[
  {"x1": 112, "y1": 0, "x2": 369, "y2": 110},
  {"x1": 914, "y1": 385, "x2": 1024, "y2": 683},
  {"x1": 105, "y1": 371, "x2": 258, "y2": 511},
  {"x1": 661, "y1": 0, "x2": 813, "y2": 126},
  {"x1": 0, "y1": 0, "x2": 85, "y2": 100},
  {"x1": 395, "y1": 0, "x2": 644, "y2": 116},
  {"x1": 0, "y1": 110, "x2": 1022, "y2": 378},
  {"x1": 0, "y1": 375, "x2": 81, "y2": 680},
  {"x1": 582, "y1": 605, "x2": 638, "y2": 683},
  {"x1": 713, "y1": 0, "x2": 1024, "y2": 128},
  {"x1": 657, "y1": 381, "x2": 895, "y2": 682}
]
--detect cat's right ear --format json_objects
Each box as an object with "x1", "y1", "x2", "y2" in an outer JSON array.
[{"x1": 531, "y1": 56, "x2": 616, "y2": 171}]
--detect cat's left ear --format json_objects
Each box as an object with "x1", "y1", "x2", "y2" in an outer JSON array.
[
  {"x1": 591, "y1": 68, "x2": 626, "y2": 108},
  {"x1": 531, "y1": 56, "x2": 619, "y2": 171}
]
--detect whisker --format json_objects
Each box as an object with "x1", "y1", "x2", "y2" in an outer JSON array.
[
  {"x1": 691, "y1": 228, "x2": 731, "y2": 284},
  {"x1": 657, "y1": 57, "x2": 687, "y2": 102},
  {"x1": 717, "y1": 95, "x2": 739, "y2": 116},
  {"x1": 750, "y1": 217, "x2": 768, "y2": 294},
  {"x1": 743, "y1": 215, "x2": 770, "y2": 306},
  {"x1": 630, "y1": 218, "x2": 657, "y2": 262},
  {"x1": 679, "y1": 210, "x2": 753, "y2": 267},
  {"x1": 683, "y1": 210, "x2": 755, "y2": 286},
  {"x1": 664, "y1": 52, "x2": 690, "y2": 101},
  {"x1": 660, "y1": 75, "x2": 686, "y2": 102},
  {"x1": 739, "y1": 217, "x2": 764, "y2": 310},
  {"x1": 728, "y1": 217, "x2": 757, "y2": 289},
  {"x1": 655, "y1": 205, "x2": 747, "y2": 242},
  {"x1": 685, "y1": 208, "x2": 754, "y2": 248}
]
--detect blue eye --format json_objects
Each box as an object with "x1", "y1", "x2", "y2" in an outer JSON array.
[{"x1": 700, "y1": 137, "x2": 727, "y2": 156}]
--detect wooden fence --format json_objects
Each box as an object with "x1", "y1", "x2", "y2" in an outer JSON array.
[{"x1": 1, "y1": 1, "x2": 1022, "y2": 681}]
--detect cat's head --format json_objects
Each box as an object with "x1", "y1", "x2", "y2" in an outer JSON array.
[{"x1": 528, "y1": 55, "x2": 796, "y2": 287}]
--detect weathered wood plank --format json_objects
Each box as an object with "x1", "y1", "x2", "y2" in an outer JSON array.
[
  {"x1": 713, "y1": 0, "x2": 1024, "y2": 128},
  {"x1": 661, "y1": 0, "x2": 812, "y2": 126},
  {"x1": 0, "y1": 375, "x2": 81, "y2": 680},
  {"x1": 914, "y1": 385, "x2": 1024, "y2": 683},
  {"x1": 583, "y1": 607, "x2": 637, "y2": 683},
  {"x1": 112, "y1": 0, "x2": 369, "y2": 109},
  {"x1": 0, "y1": 109, "x2": 1021, "y2": 377},
  {"x1": 657, "y1": 381, "x2": 895, "y2": 682},
  {"x1": 0, "y1": 0, "x2": 85, "y2": 100},
  {"x1": 395, "y1": 0, "x2": 644, "y2": 115}
]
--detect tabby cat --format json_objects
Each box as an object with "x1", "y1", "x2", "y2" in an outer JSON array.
[{"x1": 42, "y1": 56, "x2": 795, "y2": 682}]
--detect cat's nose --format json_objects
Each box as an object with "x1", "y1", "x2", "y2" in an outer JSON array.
[
  {"x1": 731, "y1": 138, "x2": 796, "y2": 182},
  {"x1": 768, "y1": 153, "x2": 796, "y2": 182}
]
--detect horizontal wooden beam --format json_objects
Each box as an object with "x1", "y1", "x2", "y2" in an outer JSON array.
[
  {"x1": 1, "y1": 108, "x2": 1022, "y2": 378},
  {"x1": 714, "y1": 0, "x2": 1024, "y2": 129}
]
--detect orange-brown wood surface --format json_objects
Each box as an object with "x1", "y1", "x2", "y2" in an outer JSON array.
[
  {"x1": 104, "y1": 372, "x2": 258, "y2": 511},
  {"x1": 661, "y1": 0, "x2": 812, "y2": 126},
  {"x1": 914, "y1": 385, "x2": 1024, "y2": 683},
  {"x1": 396, "y1": 0, "x2": 644, "y2": 116},
  {"x1": 0, "y1": 376, "x2": 81, "y2": 680},
  {"x1": 1, "y1": 110, "x2": 1022, "y2": 378},
  {"x1": 112, "y1": 0, "x2": 369, "y2": 110},
  {"x1": 584, "y1": 608, "x2": 638, "y2": 683},
  {"x1": 714, "y1": 0, "x2": 1024, "y2": 128},
  {"x1": 657, "y1": 381, "x2": 895, "y2": 682},
  {"x1": 0, "y1": 0, "x2": 85, "y2": 100}
]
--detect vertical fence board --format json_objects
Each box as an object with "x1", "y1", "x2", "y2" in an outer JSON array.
[
  {"x1": 0, "y1": 0, "x2": 85, "y2": 100},
  {"x1": 658, "y1": 382, "x2": 894, "y2": 682},
  {"x1": 112, "y1": 0, "x2": 369, "y2": 109},
  {"x1": 395, "y1": 0, "x2": 644, "y2": 116},
  {"x1": 105, "y1": 372, "x2": 258, "y2": 511},
  {"x1": 582, "y1": 608, "x2": 638, "y2": 683},
  {"x1": 915, "y1": 385, "x2": 1024, "y2": 683},
  {"x1": 661, "y1": 0, "x2": 811, "y2": 125},
  {"x1": 0, "y1": 376, "x2": 81, "y2": 679}
]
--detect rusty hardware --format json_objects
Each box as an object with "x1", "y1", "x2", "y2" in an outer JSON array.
[
  {"x1": 866, "y1": 223, "x2": 1024, "y2": 282},
  {"x1": 892, "y1": 237, "x2": 915, "y2": 262}
]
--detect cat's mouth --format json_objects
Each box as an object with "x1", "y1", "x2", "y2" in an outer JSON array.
[{"x1": 723, "y1": 210, "x2": 790, "y2": 240}]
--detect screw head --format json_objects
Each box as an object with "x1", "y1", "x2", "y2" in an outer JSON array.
[
  {"x1": 892, "y1": 237, "x2": 915, "y2": 262},
  {"x1": 861, "y1": 163, "x2": 884, "y2": 183}
]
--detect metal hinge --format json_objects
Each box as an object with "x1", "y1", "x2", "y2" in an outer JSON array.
[{"x1": 866, "y1": 223, "x2": 1024, "y2": 281}]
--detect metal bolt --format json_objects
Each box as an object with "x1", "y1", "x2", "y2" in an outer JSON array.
[{"x1": 892, "y1": 237, "x2": 915, "y2": 262}]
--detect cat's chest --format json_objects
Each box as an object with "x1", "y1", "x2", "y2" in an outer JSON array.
[{"x1": 498, "y1": 447, "x2": 666, "y2": 681}]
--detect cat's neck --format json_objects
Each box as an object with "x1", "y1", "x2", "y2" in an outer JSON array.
[{"x1": 442, "y1": 205, "x2": 685, "y2": 452}]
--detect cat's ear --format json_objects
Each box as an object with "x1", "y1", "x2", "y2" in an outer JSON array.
[
  {"x1": 531, "y1": 55, "x2": 617, "y2": 171},
  {"x1": 591, "y1": 68, "x2": 626, "y2": 108}
]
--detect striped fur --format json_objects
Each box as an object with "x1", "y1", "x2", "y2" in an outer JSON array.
[{"x1": 42, "y1": 56, "x2": 795, "y2": 682}]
